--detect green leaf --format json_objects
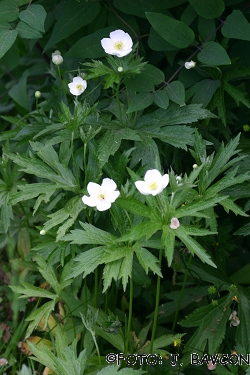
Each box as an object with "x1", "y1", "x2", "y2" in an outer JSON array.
[
  {"x1": 224, "y1": 82, "x2": 250, "y2": 108},
  {"x1": 10, "y1": 282, "x2": 57, "y2": 300},
  {"x1": 234, "y1": 222, "x2": 250, "y2": 236},
  {"x1": 222, "y1": 10, "x2": 250, "y2": 41},
  {"x1": 124, "y1": 64, "x2": 164, "y2": 92},
  {"x1": 117, "y1": 198, "x2": 155, "y2": 219},
  {"x1": 198, "y1": 42, "x2": 231, "y2": 66},
  {"x1": 165, "y1": 81, "x2": 185, "y2": 105},
  {"x1": 176, "y1": 195, "x2": 228, "y2": 217},
  {"x1": 186, "y1": 79, "x2": 221, "y2": 108},
  {"x1": 154, "y1": 89, "x2": 169, "y2": 109},
  {"x1": 70, "y1": 247, "x2": 106, "y2": 279},
  {"x1": 25, "y1": 301, "x2": 56, "y2": 339},
  {"x1": 18, "y1": 4, "x2": 46, "y2": 33},
  {"x1": 16, "y1": 21, "x2": 42, "y2": 39},
  {"x1": 10, "y1": 183, "x2": 58, "y2": 205},
  {"x1": 220, "y1": 198, "x2": 249, "y2": 217},
  {"x1": 8, "y1": 71, "x2": 29, "y2": 110},
  {"x1": 231, "y1": 264, "x2": 250, "y2": 284},
  {"x1": 161, "y1": 225, "x2": 175, "y2": 266},
  {"x1": 148, "y1": 27, "x2": 179, "y2": 52},
  {"x1": 97, "y1": 365, "x2": 144, "y2": 375},
  {"x1": 237, "y1": 289, "x2": 250, "y2": 353},
  {"x1": 63, "y1": 222, "x2": 116, "y2": 245},
  {"x1": 205, "y1": 170, "x2": 250, "y2": 198},
  {"x1": 0, "y1": 0, "x2": 18, "y2": 22},
  {"x1": 116, "y1": 221, "x2": 160, "y2": 243},
  {"x1": 113, "y1": 0, "x2": 169, "y2": 18},
  {"x1": 119, "y1": 251, "x2": 133, "y2": 291},
  {"x1": 135, "y1": 246, "x2": 162, "y2": 277},
  {"x1": 0, "y1": 25, "x2": 18, "y2": 59},
  {"x1": 188, "y1": 0, "x2": 225, "y2": 19},
  {"x1": 65, "y1": 27, "x2": 114, "y2": 59},
  {"x1": 146, "y1": 12, "x2": 195, "y2": 48},
  {"x1": 44, "y1": 1, "x2": 100, "y2": 52},
  {"x1": 176, "y1": 227, "x2": 216, "y2": 267},
  {"x1": 127, "y1": 92, "x2": 154, "y2": 113}
]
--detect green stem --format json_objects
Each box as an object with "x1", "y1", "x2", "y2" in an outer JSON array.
[
  {"x1": 94, "y1": 267, "x2": 98, "y2": 308},
  {"x1": 116, "y1": 81, "x2": 124, "y2": 126},
  {"x1": 171, "y1": 253, "x2": 193, "y2": 332},
  {"x1": 149, "y1": 248, "x2": 163, "y2": 354},
  {"x1": 124, "y1": 277, "x2": 133, "y2": 356},
  {"x1": 71, "y1": 131, "x2": 80, "y2": 190},
  {"x1": 92, "y1": 334, "x2": 102, "y2": 368}
]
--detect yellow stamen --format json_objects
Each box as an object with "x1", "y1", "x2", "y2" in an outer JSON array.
[
  {"x1": 76, "y1": 84, "x2": 83, "y2": 91},
  {"x1": 148, "y1": 181, "x2": 158, "y2": 190},
  {"x1": 113, "y1": 41, "x2": 124, "y2": 50},
  {"x1": 98, "y1": 190, "x2": 106, "y2": 200}
]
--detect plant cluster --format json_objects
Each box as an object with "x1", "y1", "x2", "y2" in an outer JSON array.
[{"x1": 1, "y1": 1, "x2": 250, "y2": 375}]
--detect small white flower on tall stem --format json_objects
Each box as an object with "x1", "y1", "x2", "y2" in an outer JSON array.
[
  {"x1": 0, "y1": 358, "x2": 8, "y2": 366},
  {"x1": 170, "y1": 217, "x2": 180, "y2": 229},
  {"x1": 68, "y1": 77, "x2": 87, "y2": 96},
  {"x1": 135, "y1": 169, "x2": 169, "y2": 196},
  {"x1": 82, "y1": 178, "x2": 120, "y2": 211},
  {"x1": 229, "y1": 310, "x2": 240, "y2": 326},
  {"x1": 101, "y1": 30, "x2": 133, "y2": 57}
]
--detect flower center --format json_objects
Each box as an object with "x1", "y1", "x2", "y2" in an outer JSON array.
[
  {"x1": 98, "y1": 190, "x2": 106, "y2": 200},
  {"x1": 148, "y1": 181, "x2": 158, "y2": 191},
  {"x1": 113, "y1": 41, "x2": 124, "y2": 51},
  {"x1": 76, "y1": 84, "x2": 83, "y2": 91}
]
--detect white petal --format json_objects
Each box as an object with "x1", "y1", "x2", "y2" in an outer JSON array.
[
  {"x1": 96, "y1": 200, "x2": 112, "y2": 211},
  {"x1": 105, "y1": 190, "x2": 120, "y2": 203},
  {"x1": 82, "y1": 195, "x2": 99, "y2": 207},
  {"x1": 135, "y1": 181, "x2": 151, "y2": 195},
  {"x1": 101, "y1": 178, "x2": 117, "y2": 193},
  {"x1": 144, "y1": 169, "x2": 162, "y2": 183},
  {"x1": 101, "y1": 38, "x2": 114, "y2": 51},
  {"x1": 73, "y1": 76, "x2": 84, "y2": 84},
  {"x1": 109, "y1": 29, "x2": 126, "y2": 42},
  {"x1": 151, "y1": 185, "x2": 164, "y2": 196},
  {"x1": 162, "y1": 174, "x2": 169, "y2": 188},
  {"x1": 115, "y1": 49, "x2": 132, "y2": 57},
  {"x1": 123, "y1": 33, "x2": 133, "y2": 49},
  {"x1": 68, "y1": 83, "x2": 79, "y2": 96},
  {"x1": 170, "y1": 217, "x2": 180, "y2": 229},
  {"x1": 86, "y1": 182, "x2": 101, "y2": 196}
]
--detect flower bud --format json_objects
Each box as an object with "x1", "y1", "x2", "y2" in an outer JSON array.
[
  {"x1": 52, "y1": 50, "x2": 63, "y2": 65},
  {"x1": 185, "y1": 60, "x2": 196, "y2": 69},
  {"x1": 40, "y1": 229, "x2": 46, "y2": 235},
  {"x1": 193, "y1": 164, "x2": 198, "y2": 169},
  {"x1": 118, "y1": 67, "x2": 123, "y2": 72},
  {"x1": 35, "y1": 91, "x2": 41, "y2": 98}
]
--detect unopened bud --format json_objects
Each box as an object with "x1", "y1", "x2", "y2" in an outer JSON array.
[
  {"x1": 118, "y1": 67, "x2": 123, "y2": 72},
  {"x1": 193, "y1": 164, "x2": 198, "y2": 169},
  {"x1": 40, "y1": 229, "x2": 46, "y2": 235},
  {"x1": 35, "y1": 91, "x2": 41, "y2": 98}
]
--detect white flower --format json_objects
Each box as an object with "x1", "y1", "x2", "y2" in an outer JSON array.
[
  {"x1": 82, "y1": 178, "x2": 120, "y2": 211},
  {"x1": 135, "y1": 169, "x2": 169, "y2": 196},
  {"x1": 207, "y1": 361, "x2": 217, "y2": 370},
  {"x1": 170, "y1": 217, "x2": 180, "y2": 229},
  {"x1": 52, "y1": 50, "x2": 63, "y2": 65},
  {"x1": 185, "y1": 60, "x2": 196, "y2": 69},
  {"x1": 68, "y1": 77, "x2": 87, "y2": 96},
  {"x1": 229, "y1": 310, "x2": 240, "y2": 326},
  {"x1": 101, "y1": 29, "x2": 133, "y2": 57}
]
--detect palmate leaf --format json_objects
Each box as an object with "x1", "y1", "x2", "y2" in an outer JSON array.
[
  {"x1": 25, "y1": 300, "x2": 56, "y2": 339},
  {"x1": 135, "y1": 246, "x2": 162, "y2": 277},
  {"x1": 161, "y1": 225, "x2": 175, "y2": 267},
  {"x1": 63, "y1": 222, "x2": 116, "y2": 245},
  {"x1": 179, "y1": 294, "x2": 233, "y2": 366}
]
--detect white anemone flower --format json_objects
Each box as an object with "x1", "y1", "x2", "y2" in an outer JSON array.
[
  {"x1": 185, "y1": 60, "x2": 196, "y2": 69},
  {"x1": 135, "y1": 169, "x2": 169, "y2": 196},
  {"x1": 170, "y1": 217, "x2": 180, "y2": 229},
  {"x1": 68, "y1": 77, "x2": 87, "y2": 96},
  {"x1": 101, "y1": 29, "x2": 133, "y2": 57},
  {"x1": 82, "y1": 178, "x2": 120, "y2": 211}
]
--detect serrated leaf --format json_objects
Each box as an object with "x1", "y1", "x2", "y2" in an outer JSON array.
[
  {"x1": 234, "y1": 222, "x2": 250, "y2": 236},
  {"x1": 161, "y1": 225, "x2": 175, "y2": 266},
  {"x1": 127, "y1": 92, "x2": 154, "y2": 113},
  {"x1": 186, "y1": 79, "x2": 221, "y2": 108},
  {"x1": 222, "y1": 10, "x2": 250, "y2": 41},
  {"x1": 176, "y1": 227, "x2": 216, "y2": 267},
  {"x1": 25, "y1": 301, "x2": 56, "y2": 339},
  {"x1": 103, "y1": 259, "x2": 122, "y2": 292},
  {"x1": 44, "y1": 1, "x2": 100, "y2": 51},
  {"x1": 117, "y1": 198, "x2": 155, "y2": 219},
  {"x1": 205, "y1": 170, "x2": 250, "y2": 198},
  {"x1": 116, "y1": 221, "x2": 160, "y2": 242},
  {"x1": 69, "y1": 247, "x2": 107, "y2": 279},
  {"x1": 63, "y1": 222, "x2": 116, "y2": 245},
  {"x1": 119, "y1": 251, "x2": 133, "y2": 291},
  {"x1": 10, "y1": 183, "x2": 58, "y2": 205},
  {"x1": 165, "y1": 81, "x2": 185, "y2": 105},
  {"x1": 176, "y1": 195, "x2": 227, "y2": 217},
  {"x1": 10, "y1": 282, "x2": 57, "y2": 300},
  {"x1": 188, "y1": 0, "x2": 225, "y2": 19},
  {"x1": 146, "y1": 12, "x2": 195, "y2": 48},
  {"x1": 220, "y1": 198, "x2": 249, "y2": 217},
  {"x1": 0, "y1": 26, "x2": 18, "y2": 59},
  {"x1": 18, "y1": 4, "x2": 46, "y2": 33},
  {"x1": 135, "y1": 246, "x2": 162, "y2": 277},
  {"x1": 198, "y1": 42, "x2": 231, "y2": 66},
  {"x1": 224, "y1": 82, "x2": 250, "y2": 108}
]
